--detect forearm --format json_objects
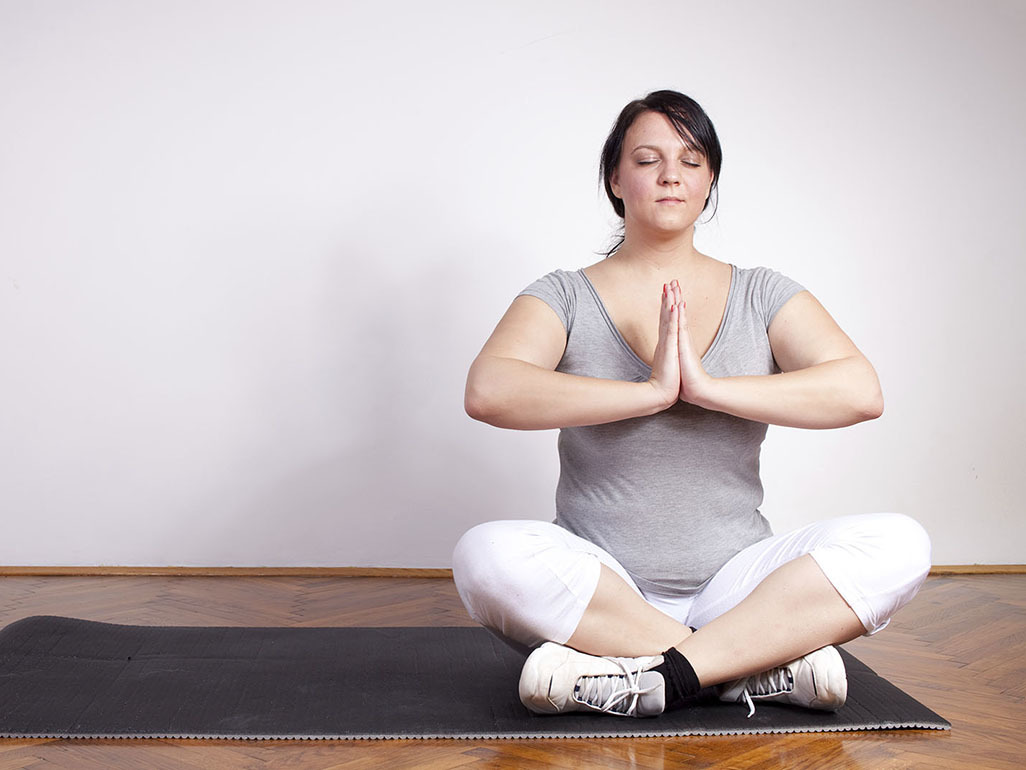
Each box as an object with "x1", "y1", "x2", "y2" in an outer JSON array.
[
  {"x1": 692, "y1": 356, "x2": 884, "y2": 429},
  {"x1": 465, "y1": 355, "x2": 670, "y2": 430}
]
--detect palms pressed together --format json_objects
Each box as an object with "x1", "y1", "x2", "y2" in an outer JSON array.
[{"x1": 649, "y1": 279, "x2": 713, "y2": 409}]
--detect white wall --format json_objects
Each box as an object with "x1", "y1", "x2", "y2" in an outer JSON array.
[{"x1": 1, "y1": 0, "x2": 1023, "y2": 567}]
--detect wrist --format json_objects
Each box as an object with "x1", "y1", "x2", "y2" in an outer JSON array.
[
  {"x1": 644, "y1": 379, "x2": 678, "y2": 414},
  {"x1": 681, "y1": 373, "x2": 718, "y2": 410}
]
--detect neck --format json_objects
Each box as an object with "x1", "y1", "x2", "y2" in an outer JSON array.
[{"x1": 610, "y1": 225, "x2": 706, "y2": 277}]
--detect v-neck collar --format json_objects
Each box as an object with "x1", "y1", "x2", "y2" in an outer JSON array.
[{"x1": 576, "y1": 265, "x2": 737, "y2": 372}]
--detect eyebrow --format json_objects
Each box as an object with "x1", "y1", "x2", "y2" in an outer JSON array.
[{"x1": 630, "y1": 144, "x2": 703, "y2": 155}]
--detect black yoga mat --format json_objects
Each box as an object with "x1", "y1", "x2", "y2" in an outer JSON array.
[{"x1": 0, "y1": 616, "x2": 948, "y2": 740}]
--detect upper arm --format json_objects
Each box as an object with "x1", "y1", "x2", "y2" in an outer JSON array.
[
  {"x1": 767, "y1": 291, "x2": 865, "y2": 372},
  {"x1": 474, "y1": 295, "x2": 568, "y2": 371}
]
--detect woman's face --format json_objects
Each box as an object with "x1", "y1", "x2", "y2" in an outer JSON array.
[{"x1": 610, "y1": 110, "x2": 715, "y2": 237}]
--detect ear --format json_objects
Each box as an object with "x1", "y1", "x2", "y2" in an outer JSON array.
[{"x1": 609, "y1": 168, "x2": 622, "y2": 199}]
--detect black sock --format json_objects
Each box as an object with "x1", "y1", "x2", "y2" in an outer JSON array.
[{"x1": 653, "y1": 646, "x2": 701, "y2": 711}]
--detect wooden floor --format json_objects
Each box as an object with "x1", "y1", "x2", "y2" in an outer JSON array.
[{"x1": 0, "y1": 574, "x2": 1023, "y2": 769}]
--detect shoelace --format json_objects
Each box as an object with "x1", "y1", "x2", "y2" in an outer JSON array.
[
  {"x1": 573, "y1": 657, "x2": 657, "y2": 716},
  {"x1": 737, "y1": 666, "x2": 794, "y2": 718}
]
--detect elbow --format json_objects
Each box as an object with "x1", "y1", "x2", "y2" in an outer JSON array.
[
  {"x1": 859, "y1": 390, "x2": 884, "y2": 422},
  {"x1": 464, "y1": 380, "x2": 491, "y2": 423},
  {"x1": 464, "y1": 368, "x2": 504, "y2": 425},
  {"x1": 464, "y1": 385, "x2": 494, "y2": 423},
  {"x1": 851, "y1": 380, "x2": 884, "y2": 423},
  {"x1": 848, "y1": 358, "x2": 884, "y2": 424}
]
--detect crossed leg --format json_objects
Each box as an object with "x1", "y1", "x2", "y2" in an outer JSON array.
[
  {"x1": 568, "y1": 555, "x2": 866, "y2": 687},
  {"x1": 453, "y1": 513, "x2": 931, "y2": 691}
]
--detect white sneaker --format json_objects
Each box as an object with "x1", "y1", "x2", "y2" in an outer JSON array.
[
  {"x1": 717, "y1": 645, "x2": 847, "y2": 717},
  {"x1": 518, "y1": 641, "x2": 667, "y2": 717}
]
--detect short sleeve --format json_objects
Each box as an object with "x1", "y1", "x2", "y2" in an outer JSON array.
[
  {"x1": 517, "y1": 270, "x2": 576, "y2": 333},
  {"x1": 752, "y1": 267, "x2": 806, "y2": 327}
]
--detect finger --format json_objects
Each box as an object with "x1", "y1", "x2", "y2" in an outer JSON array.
[
  {"x1": 677, "y1": 300, "x2": 699, "y2": 364},
  {"x1": 659, "y1": 284, "x2": 671, "y2": 334},
  {"x1": 661, "y1": 302, "x2": 679, "y2": 377},
  {"x1": 651, "y1": 286, "x2": 679, "y2": 395},
  {"x1": 654, "y1": 285, "x2": 671, "y2": 354},
  {"x1": 662, "y1": 291, "x2": 679, "y2": 355},
  {"x1": 664, "y1": 285, "x2": 678, "y2": 329}
]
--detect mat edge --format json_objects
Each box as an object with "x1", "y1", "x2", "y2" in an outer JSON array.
[{"x1": 0, "y1": 722, "x2": 952, "y2": 741}]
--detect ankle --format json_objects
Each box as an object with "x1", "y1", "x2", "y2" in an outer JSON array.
[{"x1": 653, "y1": 646, "x2": 701, "y2": 710}]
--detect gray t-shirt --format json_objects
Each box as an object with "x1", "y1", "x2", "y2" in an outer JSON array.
[{"x1": 518, "y1": 265, "x2": 805, "y2": 595}]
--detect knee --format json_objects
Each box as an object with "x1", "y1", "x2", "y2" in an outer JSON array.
[
  {"x1": 452, "y1": 521, "x2": 506, "y2": 597},
  {"x1": 813, "y1": 513, "x2": 932, "y2": 635},
  {"x1": 452, "y1": 520, "x2": 598, "y2": 649},
  {"x1": 876, "y1": 513, "x2": 932, "y2": 585},
  {"x1": 834, "y1": 513, "x2": 932, "y2": 611},
  {"x1": 451, "y1": 521, "x2": 531, "y2": 621}
]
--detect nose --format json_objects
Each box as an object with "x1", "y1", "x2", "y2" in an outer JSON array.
[{"x1": 659, "y1": 165, "x2": 680, "y2": 185}]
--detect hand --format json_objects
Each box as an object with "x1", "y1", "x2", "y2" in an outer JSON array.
[
  {"x1": 669, "y1": 280, "x2": 714, "y2": 405},
  {"x1": 646, "y1": 282, "x2": 682, "y2": 409}
]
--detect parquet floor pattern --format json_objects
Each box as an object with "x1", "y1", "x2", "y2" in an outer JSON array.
[{"x1": 0, "y1": 574, "x2": 1023, "y2": 769}]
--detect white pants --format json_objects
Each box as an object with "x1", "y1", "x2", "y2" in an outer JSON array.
[{"x1": 452, "y1": 513, "x2": 931, "y2": 655}]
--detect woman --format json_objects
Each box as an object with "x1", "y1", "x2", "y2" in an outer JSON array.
[{"x1": 453, "y1": 90, "x2": 930, "y2": 718}]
